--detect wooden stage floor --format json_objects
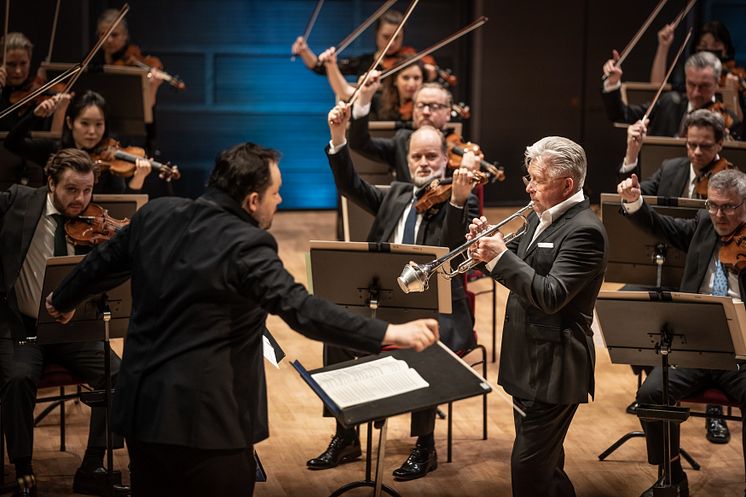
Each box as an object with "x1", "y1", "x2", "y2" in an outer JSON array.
[{"x1": 12, "y1": 208, "x2": 745, "y2": 497}]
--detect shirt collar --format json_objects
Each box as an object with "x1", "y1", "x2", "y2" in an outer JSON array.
[
  {"x1": 687, "y1": 95, "x2": 717, "y2": 113},
  {"x1": 539, "y1": 189, "x2": 585, "y2": 225},
  {"x1": 45, "y1": 193, "x2": 63, "y2": 218}
]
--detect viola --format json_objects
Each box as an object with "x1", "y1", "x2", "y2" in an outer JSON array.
[
  {"x1": 114, "y1": 44, "x2": 186, "y2": 91},
  {"x1": 719, "y1": 223, "x2": 746, "y2": 275},
  {"x1": 64, "y1": 202, "x2": 129, "y2": 247},
  {"x1": 90, "y1": 138, "x2": 181, "y2": 182},
  {"x1": 694, "y1": 157, "x2": 736, "y2": 197},
  {"x1": 446, "y1": 134, "x2": 505, "y2": 181}
]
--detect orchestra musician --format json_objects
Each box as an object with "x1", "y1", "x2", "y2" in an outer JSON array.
[
  {"x1": 617, "y1": 168, "x2": 746, "y2": 497},
  {"x1": 44, "y1": 142, "x2": 439, "y2": 497},
  {"x1": 349, "y1": 77, "x2": 454, "y2": 182},
  {"x1": 620, "y1": 109, "x2": 734, "y2": 444},
  {"x1": 467, "y1": 136, "x2": 608, "y2": 497},
  {"x1": 602, "y1": 51, "x2": 742, "y2": 140},
  {"x1": 4, "y1": 90, "x2": 152, "y2": 192},
  {"x1": 307, "y1": 102, "x2": 478, "y2": 480},
  {"x1": 0, "y1": 149, "x2": 125, "y2": 497}
]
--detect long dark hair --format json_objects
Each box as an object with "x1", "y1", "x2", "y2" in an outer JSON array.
[
  {"x1": 60, "y1": 90, "x2": 110, "y2": 150},
  {"x1": 378, "y1": 58, "x2": 424, "y2": 121}
]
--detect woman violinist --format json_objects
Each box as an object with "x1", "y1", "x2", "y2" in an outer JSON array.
[
  {"x1": 374, "y1": 58, "x2": 425, "y2": 121},
  {"x1": 4, "y1": 90, "x2": 152, "y2": 193}
]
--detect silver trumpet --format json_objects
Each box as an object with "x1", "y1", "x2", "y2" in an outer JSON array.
[{"x1": 397, "y1": 202, "x2": 534, "y2": 293}]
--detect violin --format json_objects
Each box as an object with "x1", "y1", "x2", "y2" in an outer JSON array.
[
  {"x1": 446, "y1": 134, "x2": 505, "y2": 181},
  {"x1": 114, "y1": 45, "x2": 186, "y2": 91},
  {"x1": 694, "y1": 157, "x2": 736, "y2": 197},
  {"x1": 451, "y1": 102, "x2": 470, "y2": 120},
  {"x1": 703, "y1": 101, "x2": 735, "y2": 133},
  {"x1": 719, "y1": 223, "x2": 746, "y2": 275},
  {"x1": 64, "y1": 202, "x2": 129, "y2": 247},
  {"x1": 398, "y1": 99, "x2": 413, "y2": 121},
  {"x1": 380, "y1": 46, "x2": 459, "y2": 86},
  {"x1": 90, "y1": 138, "x2": 181, "y2": 182}
]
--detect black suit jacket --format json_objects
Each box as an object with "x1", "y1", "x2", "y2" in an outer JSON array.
[
  {"x1": 0, "y1": 185, "x2": 49, "y2": 340},
  {"x1": 327, "y1": 145, "x2": 479, "y2": 351},
  {"x1": 601, "y1": 88, "x2": 689, "y2": 137},
  {"x1": 491, "y1": 200, "x2": 608, "y2": 404},
  {"x1": 51, "y1": 187, "x2": 389, "y2": 449},
  {"x1": 619, "y1": 156, "x2": 692, "y2": 198},
  {"x1": 348, "y1": 111, "x2": 414, "y2": 182}
]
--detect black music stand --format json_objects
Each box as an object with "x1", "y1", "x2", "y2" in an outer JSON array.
[
  {"x1": 600, "y1": 194, "x2": 705, "y2": 289},
  {"x1": 595, "y1": 290, "x2": 746, "y2": 497},
  {"x1": 35, "y1": 255, "x2": 131, "y2": 497},
  {"x1": 298, "y1": 241, "x2": 483, "y2": 496}
]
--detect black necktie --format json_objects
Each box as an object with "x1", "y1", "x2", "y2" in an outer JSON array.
[
  {"x1": 51, "y1": 214, "x2": 68, "y2": 256},
  {"x1": 402, "y1": 189, "x2": 426, "y2": 244}
]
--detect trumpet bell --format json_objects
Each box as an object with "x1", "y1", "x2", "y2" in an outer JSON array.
[{"x1": 397, "y1": 261, "x2": 430, "y2": 294}]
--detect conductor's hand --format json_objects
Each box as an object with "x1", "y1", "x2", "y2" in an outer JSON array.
[
  {"x1": 617, "y1": 173, "x2": 641, "y2": 203},
  {"x1": 328, "y1": 101, "x2": 350, "y2": 148},
  {"x1": 602, "y1": 49, "x2": 622, "y2": 87},
  {"x1": 45, "y1": 293, "x2": 75, "y2": 324},
  {"x1": 383, "y1": 319, "x2": 439, "y2": 352}
]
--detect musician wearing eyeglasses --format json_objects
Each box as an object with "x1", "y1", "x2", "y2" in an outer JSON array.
[
  {"x1": 467, "y1": 137, "x2": 608, "y2": 497},
  {"x1": 309, "y1": 102, "x2": 479, "y2": 481},
  {"x1": 348, "y1": 77, "x2": 453, "y2": 182},
  {"x1": 618, "y1": 168, "x2": 746, "y2": 497}
]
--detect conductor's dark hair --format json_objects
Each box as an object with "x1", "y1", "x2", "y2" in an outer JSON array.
[
  {"x1": 45, "y1": 148, "x2": 100, "y2": 185},
  {"x1": 208, "y1": 143, "x2": 281, "y2": 204}
]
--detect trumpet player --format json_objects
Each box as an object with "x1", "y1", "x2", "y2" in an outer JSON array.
[
  {"x1": 306, "y1": 102, "x2": 479, "y2": 480},
  {"x1": 467, "y1": 136, "x2": 608, "y2": 497}
]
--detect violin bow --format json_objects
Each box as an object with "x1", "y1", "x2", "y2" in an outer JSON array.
[
  {"x1": 63, "y1": 3, "x2": 130, "y2": 93},
  {"x1": 602, "y1": 0, "x2": 668, "y2": 81},
  {"x1": 45, "y1": 0, "x2": 61, "y2": 64},
  {"x1": 335, "y1": 0, "x2": 397, "y2": 56},
  {"x1": 379, "y1": 16, "x2": 488, "y2": 81},
  {"x1": 0, "y1": 62, "x2": 80, "y2": 120},
  {"x1": 2, "y1": 0, "x2": 9, "y2": 66},
  {"x1": 292, "y1": 0, "x2": 324, "y2": 61},
  {"x1": 346, "y1": 0, "x2": 419, "y2": 108},
  {"x1": 670, "y1": 0, "x2": 698, "y2": 29},
  {"x1": 642, "y1": 27, "x2": 693, "y2": 123}
]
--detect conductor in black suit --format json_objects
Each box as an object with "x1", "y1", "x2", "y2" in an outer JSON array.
[
  {"x1": 305, "y1": 102, "x2": 479, "y2": 480},
  {"x1": 601, "y1": 51, "x2": 741, "y2": 139},
  {"x1": 620, "y1": 109, "x2": 731, "y2": 199},
  {"x1": 0, "y1": 149, "x2": 123, "y2": 497},
  {"x1": 468, "y1": 136, "x2": 608, "y2": 497},
  {"x1": 46, "y1": 142, "x2": 439, "y2": 497},
  {"x1": 617, "y1": 168, "x2": 746, "y2": 497}
]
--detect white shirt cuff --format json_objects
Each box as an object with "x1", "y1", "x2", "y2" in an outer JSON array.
[
  {"x1": 620, "y1": 157, "x2": 638, "y2": 174},
  {"x1": 448, "y1": 201, "x2": 464, "y2": 209},
  {"x1": 352, "y1": 101, "x2": 371, "y2": 120},
  {"x1": 603, "y1": 80, "x2": 622, "y2": 93},
  {"x1": 328, "y1": 139, "x2": 347, "y2": 155},
  {"x1": 622, "y1": 196, "x2": 644, "y2": 214},
  {"x1": 485, "y1": 249, "x2": 508, "y2": 272}
]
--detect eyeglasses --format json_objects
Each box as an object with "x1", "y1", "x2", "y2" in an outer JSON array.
[
  {"x1": 522, "y1": 174, "x2": 568, "y2": 188},
  {"x1": 704, "y1": 200, "x2": 745, "y2": 214},
  {"x1": 415, "y1": 102, "x2": 448, "y2": 111},
  {"x1": 686, "y1": 141, "x2": 718, "y2": 152}
]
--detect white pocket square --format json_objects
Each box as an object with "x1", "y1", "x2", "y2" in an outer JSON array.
[{"x1": 537, "y1": 242, "x2": 554, "y2": 248}]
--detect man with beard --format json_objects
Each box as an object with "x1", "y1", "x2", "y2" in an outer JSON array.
[
  {"x1": 0, "y1": 149, "x2": 123, "y2": 497},
  {"x1": 618, "y1": 168, "x2": 746, "y2": 497},
  {"x1": 305, "y1": 102, "x2": 479, "y2": 480}
]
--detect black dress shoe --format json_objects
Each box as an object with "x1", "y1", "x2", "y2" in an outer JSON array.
[
  {"x1": 306, "y1": 435, "x2": 361, "y2": 469},
  {"x1": 392, "y1": 444, "x2": 437, "y2": 481},
  {"x1": 73, "y1": 466, "x2": 123, "y2": 496},
  {"x1": 706, "y1": 405, "x2": 730, "y2": 444},
  {"x1": 639, "y1": 471, "x2": 688, "y2": 497},
  {"x1": 12, "y1": 473, "x2": 36, "y2": 497}
]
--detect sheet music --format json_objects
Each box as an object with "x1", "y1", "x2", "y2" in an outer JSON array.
[{"x1": 311, "y1": 356, "x2": 429, "y2": 408}]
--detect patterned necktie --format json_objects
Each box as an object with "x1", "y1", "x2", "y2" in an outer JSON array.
[
  {"x1": 51, "y1": 214, "x2": 68, "y2": 256},
  {"x1": 712, "y1": 259, "x2": 729, "y2": 296}
]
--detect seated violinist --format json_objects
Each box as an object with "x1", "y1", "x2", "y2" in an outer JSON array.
[
  {"x1": 0, "y1": 148, "x2": 125, "y2": 497},
  {"x1": 0, "y1": 32, "x2": 61, "y2": 131},
  {"x1": 306, "y1": 102, "x2": 479, "y2": 480},
  {"x1": 617, "y1": 168, "x2": 746, "y2": 497},
  {"x1": 602, "y1": 50, "x2": 742, "y2": 140},
  {"x1": 4, "y1": 90, "x2": 152, "y2": 192}
]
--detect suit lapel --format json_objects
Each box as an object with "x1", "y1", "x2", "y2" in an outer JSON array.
[
  {"x1": 20, "y1": 188, "x2": 48, "y2": 260},
  {"x1": 524, "y1": 200, "x2": 588, "y2": 258},
  {"x1": 517, "y1": 214, "x2": 539, "y2": 259}
]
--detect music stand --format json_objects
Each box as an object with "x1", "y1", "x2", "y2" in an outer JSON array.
[
  {"x1": 595, "y1": 290, "x2": 746, "y2": 496},
  {"x1": 298, "y1": 241, "x2": 483, "y2": 496},
  {"x1": 35, "y1": 255, "x2": 131, "y2": 496},
  {"x1": 600, "y1": 194, "x2": 705, "y2": 288},
  {"x1": 42, "y1": 62, "x2": 152, "y2": 137},
  {"x1": 639, "y1": 137, "x2": 746, "y2": 180}
]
